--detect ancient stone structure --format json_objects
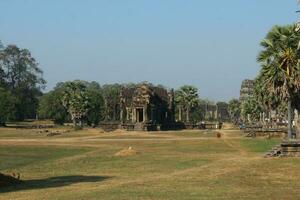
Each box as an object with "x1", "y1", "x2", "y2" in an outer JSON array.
[
  {"x1": 119, "y1": 84, "x2": 175, "y2": 131},
  {"x1": 239, "y1": 79, "x2": 254, "y2": 104},
  {"x1": 265, "y1": 141, "x2": 300, "y2": 157},
  {"x1": 216, "y1": 102, "x2": 230, "y2": 121},
  {"x1": 100, "y1": 83, "x2": 229, "y2": 131},
  {"x1": 204, "y1": 104, "x2": 218, "y2": 121}
]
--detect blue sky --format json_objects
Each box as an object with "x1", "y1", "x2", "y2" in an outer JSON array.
[{"x1": 0, "y1": 0, "x2": 298, "y2": 101}]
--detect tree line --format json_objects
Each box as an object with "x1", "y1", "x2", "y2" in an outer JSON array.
[
  {"x1": 226, "y1": 23, "x2": 300, "y2": 141},
  {"x1": 254, "y1": 24, "x2": 300, "y2": 139},
  {"x1": 0, "y1": 42, "x2": 236, "y2": 127},
  {"x1": 38, "y1": 82, "x2": 230, "y2": 127}
]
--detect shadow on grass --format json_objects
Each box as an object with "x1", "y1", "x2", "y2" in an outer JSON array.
[{"x1": 0, "y1": 175, "x2": 111, "y2": 193}]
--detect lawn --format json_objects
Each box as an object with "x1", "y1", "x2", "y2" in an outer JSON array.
[{"x1": 0, "y1": 127, "x2": 300, "y2": 200}]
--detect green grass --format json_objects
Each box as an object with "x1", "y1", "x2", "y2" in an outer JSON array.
[
  {"x1": 0, "y1": 146, "x2": 90, "y2": 171},
  {"x1": 0, "y1": 127, "x2": 300, "y2": 200},
  {"x1": 239, "y1": 138, "x2": 281, "y2": 153}
]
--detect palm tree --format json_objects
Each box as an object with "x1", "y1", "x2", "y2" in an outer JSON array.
[
  {"x1": 241, "y1": 97, "x2": 263, "y2": 123},
  {"x1": 257, "y1": 24, "x2": 300, "y2": 140},
  {"x1": 175, "y1": 85, "x2": 199, "y2": 122}
]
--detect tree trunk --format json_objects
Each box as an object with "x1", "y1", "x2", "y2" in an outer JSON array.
[
  {"x1": 288, "y1": 99, "x2": 292, "y2": 140},
  {"x1": 178, "y1": 106, "x2": 182, "y2": 121},
  {"x1": 72, "y1": 117, "x2": 77, "y2": 127},
  {"x1": 186, "y1": 107, "x2": 190, "y2": 122}
]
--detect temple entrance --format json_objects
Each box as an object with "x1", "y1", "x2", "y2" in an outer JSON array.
[{"x1": 136, "y1": 108, "x2": 144, "y2": 123}]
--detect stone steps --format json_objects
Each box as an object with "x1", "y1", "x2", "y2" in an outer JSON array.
[
  {"x1": 264, "y1": 141, "x2": 300, "y2": 157},
  {"x1": 264, "y1": 145, "x2": 282, "y2": 157},
  {"x1": 134, "y1": 123, "x2": 144, "y2": 131}
]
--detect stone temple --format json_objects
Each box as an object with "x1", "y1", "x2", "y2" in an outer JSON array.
[
  {"x1": 239, "y1": 79, "x2": 254, "y2": 104},
  {"x1": 119, "y1": 84, "x2": 175, "y2": 131},
  {"x1": 99, "y1": 83, "x2": 228, "y2": 131}
]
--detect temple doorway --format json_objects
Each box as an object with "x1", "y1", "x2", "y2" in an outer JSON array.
[{"x1": 136, "y1": 108, "x2": 144, "y2": 123}]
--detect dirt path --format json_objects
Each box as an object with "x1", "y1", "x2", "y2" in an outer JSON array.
[
  {"x1": 0, "y1": 136, "x2": 243, "y2": 145},
  {"x1": 219, "y1": 129, "x2": 249, "y2": 156}
]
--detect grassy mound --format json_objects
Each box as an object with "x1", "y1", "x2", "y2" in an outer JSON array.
[{"x1": 114, "y1": 147, "x2": 138, "y2": 157}]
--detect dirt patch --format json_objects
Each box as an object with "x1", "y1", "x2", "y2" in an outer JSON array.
[
  {"x1": 0, "y1": 173, "x2": 22, "y2": 187},
  {"x1": 111, "y1": 129, "x2": 126, "y2": 133},
  {"x1": 222, "y1": 123, "x2": 237, "y2": 130},
  {"x1": 115, "y1": 147, "x2": 138, "y2": 157}
]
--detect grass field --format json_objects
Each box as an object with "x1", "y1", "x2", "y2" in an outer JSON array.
[{"x1": 0, "y1": 127, "x2": 300, "y2": 200}]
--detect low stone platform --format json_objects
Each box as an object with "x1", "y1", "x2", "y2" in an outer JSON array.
[
  {"x1": 280, "y1": 141, "x2": 300, "y2": 157},
  {"x1": 265, "y1": 140, "x2": 300, "y2": 157}
]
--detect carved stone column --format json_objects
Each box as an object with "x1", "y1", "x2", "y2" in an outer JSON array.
[
  {"x1": 126, "y1": 108, "x2": 129, "y2": 121},
  {"x1": 178, "y1": 106, "x2": 182, "y2": 121},
  {"x1": 132, "y1": 108, "x2": 136, "y2": 123},
  {"x1": 143, "y1": 106, "x2": 147, "y2": 122},
  {"x1": 120, "y1": 110, "x2": 123, "y2": 123}
]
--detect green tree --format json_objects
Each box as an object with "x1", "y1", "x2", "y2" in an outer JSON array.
[
  {"x1": 101, "y1": 84, "x2": 121, "y2": 121},
  {"x1": 0, "y1": 87, "x2": 15, "y2": 126},
  {"x1": 175, "y1": 85, "x2": 199, "y2": 122},
  {"x1": 228, "y1": 99, "x2": 241, "y2": 123},
  {"x1": 38, "y1": 89, "x2": 68, "y2": 125},
  {"x1": 0, "y1": 44, "x2": 45, "y2": 120},
  {"x1": 62, "y1": 81, "x2": 89, "y2": 127},
  {"x1": 0, "y1": 41, "x2": 4, "y2": 88},
  {"x1": 86, "y1": 82, "x2": 104, "y2": 127},
  {"x1": 241, "y1": 98, "x2": 263, "y2": 122},
  {"x1": 257, "y1": 24, "x2": 300, "y2": 139},
  {"x1": 189, "y1": 99, "x2": 206, "y2": 123}
]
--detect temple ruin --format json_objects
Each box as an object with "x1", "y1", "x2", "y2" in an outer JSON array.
[
  {"x1": 99, "y1": 83, "x2": 229, "y2": 131},
  {"x1": 239, "y1": 79, "x2": 254, "y2": 104},
  {"x1": 119, "y1": 84, "x2": 175, "y2": 131}
]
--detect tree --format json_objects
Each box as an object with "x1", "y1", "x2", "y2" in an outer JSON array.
[
  {"x1": 101, "y1": 84, "x2": 121, "y2": 121},
  {"x1": 241, "y1": 98, "x2": 263, "y2": 123},
  {"x1": 189, "y1": 99, "x2": 206, "y2": 123},
  {"x1": 0, "y1": 41, "x2": 4, "y2": 88},
  {"x1": 38, "y1": 89, "x2": 69, "y2": 125},
  {"x1": 38, "y1": 81, "x2": 104, "y2": 126},
  {"x1": 228, "y1": 99, "x2": 241, "y2": 123},
  {"x1": 0, "y1": 44, "x2": 45, "y2": 120},
  {"x1": 0, "y1": 87, "x2": 15, "y2": 126},
  {"x1": 257, "y1": 24, "x2": 300, "y2": 139},
  {"x1": 175, "y1": 85, "x2": 199, "y2": 122},
  {"x1": 86, "y1": 82, "x2": 104, "y2": 127},
  {"x1": 62, "y1": 81, "x2": 89, "y2": 127}
]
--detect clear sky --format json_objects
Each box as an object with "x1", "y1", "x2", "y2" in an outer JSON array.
[{"x1": 0, "y1": 0, "x2": 298, "y2": 101}]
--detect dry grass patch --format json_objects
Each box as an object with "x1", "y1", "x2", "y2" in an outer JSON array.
[{"x1": 0, "y1": 127, "x2": 299, "y2": 200}]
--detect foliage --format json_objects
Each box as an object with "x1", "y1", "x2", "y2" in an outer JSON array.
[
  {"x1": 228, "y1": 99, "x2": 241, "y2": 123},
  {"x1": 257, "y1": 24, "x2": 300, "y2": 104},
  {"x1": 0, "y1": 44, "x2": 45, "y2": 120},
  {"x1": 38, "y1": 81, "x2": 105, "y2": 126},
  {"x1": 189, "y1": 100, "x2": 206, "y2": 123},
  {"x1": 175, "y1": 85, "x2": 199, "y2": 122},
  {"x1": 86, "y1": 82, "x2": 104, "y2": 127},
  {"x1": 256, "y1": 24, "x2": 300, "y2": 138},
  {"x1": 0, "y1": 87, "x2": 15, "y2": 126},
  {"x1": 38, "y1": 88, "x2": 69, "y2": 125},
  {"x1": 62, "y1": 81, "x2": 89, "y2": 127},
  {"x1": 101, "y1": 84, "x2": 121, "y2": 121},
  {"x1": 241, "y1": 98, "x2": 263, "y2": 122}
]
